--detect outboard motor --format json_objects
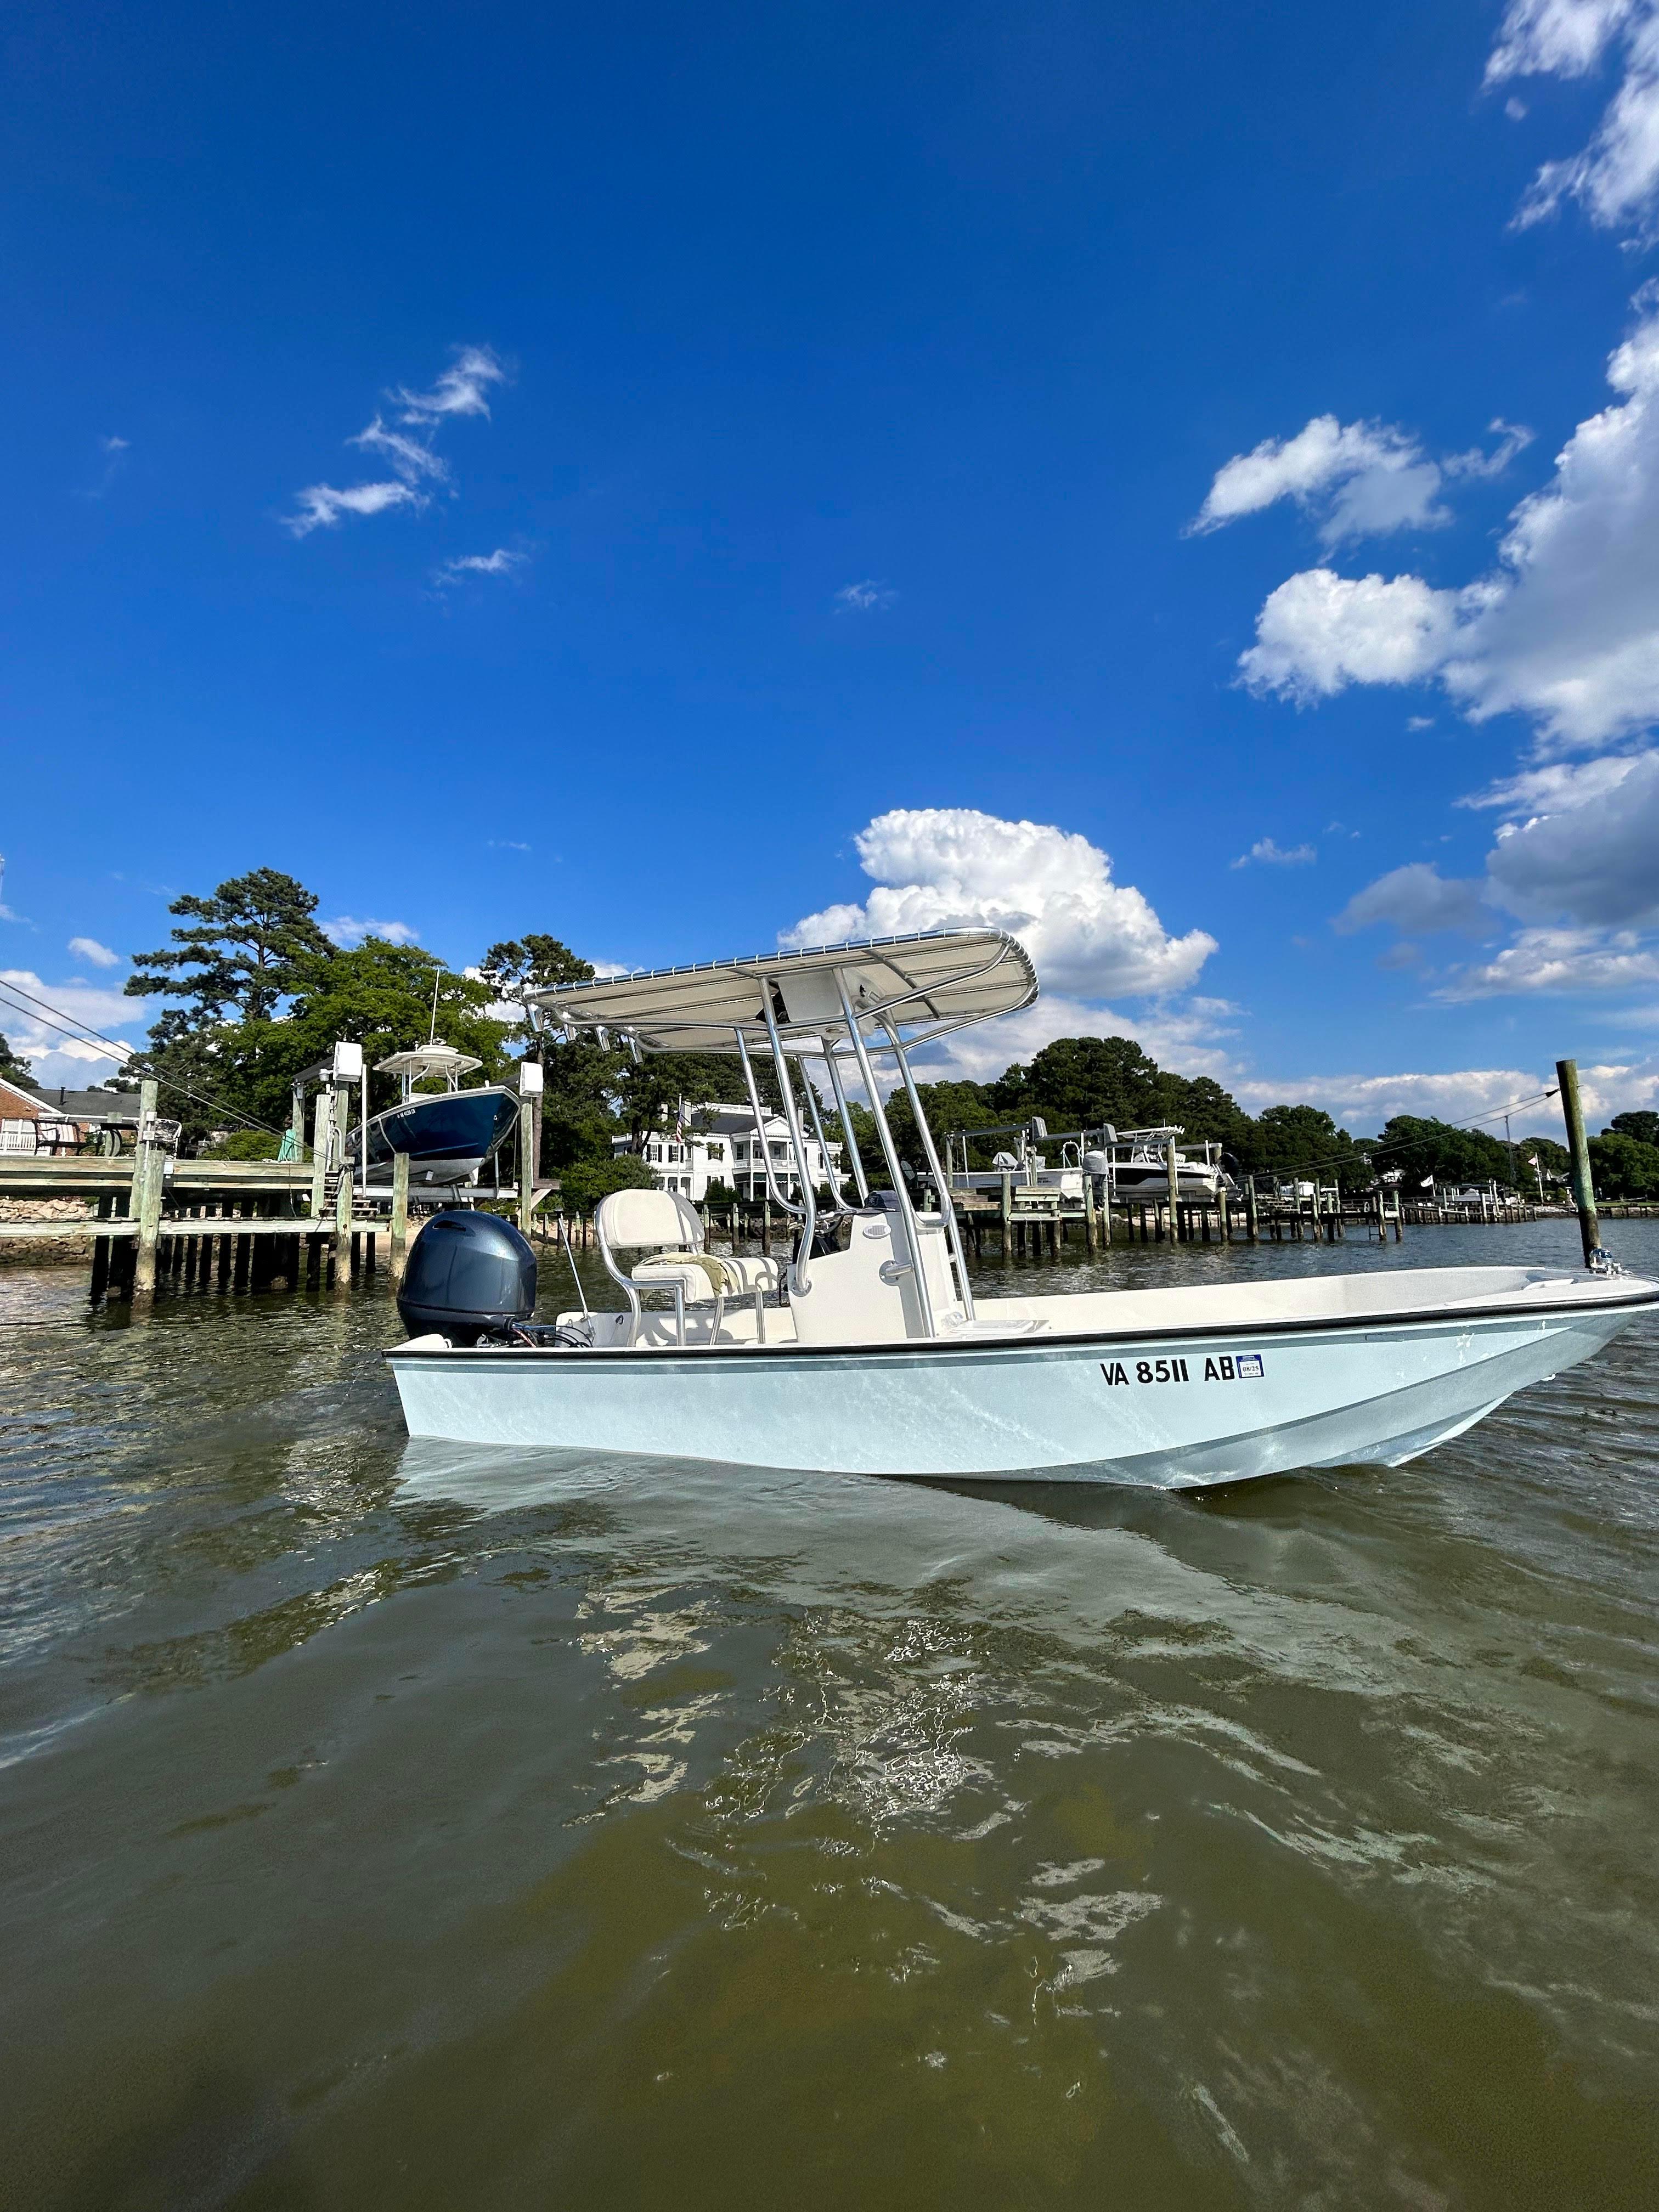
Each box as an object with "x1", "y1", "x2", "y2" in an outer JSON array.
[{"x1": 396, "y1": 1210, "x2": 538, "y2": 1345}]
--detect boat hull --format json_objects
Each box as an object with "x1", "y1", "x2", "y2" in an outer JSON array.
[
  {"x1": 358, "y1": 1087, "x2": 518, "y2": 1189},
  {"x1": 386, "y1": 1268, "x2": 1656, "y2": 1486}
]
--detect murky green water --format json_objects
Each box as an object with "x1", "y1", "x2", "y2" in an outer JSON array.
[{"x1": 3, "y1": 1222, "x2": 1657, "y2": 2210}]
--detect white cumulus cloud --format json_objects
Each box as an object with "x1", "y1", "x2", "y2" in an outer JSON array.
[
  {"x1": 1240, "y1": 570, "x2": 1462, "y2": 702},
  {"x1": 1193, "y1": 417, "x2": 1529, "y2": 549},
  {"x1": 1234, "y1": 1061, "x2": 1628, "y2": 1136},
  {"x1": 1237, "y1": 295, "x2": 1659, "y2": 751},
  {"x1": 0, "y1": 967, "x2": 142, "y2": 1086},
  {"x1": 1231, "y1": 837, "x2": 1316, "y2": 868},
  {"x1": 925, "y1": 992, "x2": 1240, "y2": 1085},
  {"x1": 784, "y1": 808, "x2": 1216, "y2": 1000},
  {"x1": 320, "y1": 916, "x2": 421, "y2": 948},
  {"x1": 67, "y1": 936, "x2": 120, "y2": 968},
  {"x1": 834, "y1": 580, "x2": 898, "y2": 611},
  {"x1": 1437, "y1": 926, "x2": 1659, "y2": 996},
  {"x1": 1193, "y1": 416, "x2": 1448, "y2": 545}
]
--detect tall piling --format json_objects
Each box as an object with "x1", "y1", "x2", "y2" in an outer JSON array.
[
  {"x1": 1555, "y1": 1057, "x2": 1603, "y2": 1267},
  {"x1": 131, "y1": 1080, "x2": 164, "y2": 1298}
]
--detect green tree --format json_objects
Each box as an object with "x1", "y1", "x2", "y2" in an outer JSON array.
[
  {"x1": 274, "y1": 939, "x2": 512, "y2": 1118},
  {"x1": 556, "y1": 1150, "x2": 656, "y2": 1212},
  {"x1": 1588, "y1": 1131, "x2": 1659, "y2": 1199},
  {"x1": 1607, "y1": 1110, "x2": 1659, "y2": 1149},
  {"x1": 125, "y1": 868, "x2": 335, "y2": 1041},
  {"x1": 1237, "y1": 1104, "x2": 1370, "y2": 1193},
  {"x1": 985, "y1": 1036, "x2": 1255, "y2": 1155},
  {"x1": 989, "y1": 1036, "x2": 1168, "y2": 1130},
  {"x1": 0, "y1": 1032, "x2": 33, "y2": 1083},
  {"x1": 481, "y1": 933, "x2": 595, "y2": 995},
  {"x1": 1364, "y1": 1115, "x2": 1517, "y2": 1191}
]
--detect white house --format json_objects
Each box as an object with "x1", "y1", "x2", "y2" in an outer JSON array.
[{"x1": 614, "y1": 1101, "x2": 843, "y2": 1202}]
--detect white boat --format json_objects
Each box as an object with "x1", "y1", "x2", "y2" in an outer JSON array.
[
  {"x1": 385, "y1": 929, "x2": 1657, "y2": 1487},
  {"x1": 945, "y1": 1122, "x2": 1231, "y2": 1204}
]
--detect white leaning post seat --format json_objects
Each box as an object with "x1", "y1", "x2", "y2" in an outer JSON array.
[{"x1": 595, "y1": 1188, "x2": 776, "y2": 1345}]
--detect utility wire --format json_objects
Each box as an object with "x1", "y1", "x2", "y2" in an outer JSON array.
[
  {"x1": 1242, "y1": 1086, "x2": 1564, "y2": 1187},
  {"x1": 0, "y1": 979, "x2": 282, "y2": 1136}
]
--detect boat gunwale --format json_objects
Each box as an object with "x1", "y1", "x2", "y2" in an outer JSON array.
[{"x1": 382, "y1": 1276, "x2": 1659, "y2": 1367}]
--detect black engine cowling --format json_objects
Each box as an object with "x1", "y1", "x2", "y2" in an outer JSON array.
[{"x1": 396, "y1": 1210, "x2": 538, "y2": 1345}]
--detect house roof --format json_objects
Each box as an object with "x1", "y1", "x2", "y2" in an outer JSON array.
[{"x1": 0, "y1": 1076, "x2": 140, "y2": 1122}]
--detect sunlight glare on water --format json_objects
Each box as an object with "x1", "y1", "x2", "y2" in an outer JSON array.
[{"x1": 2, "y1": 1220, "x2": 1657, "y2": 2209}]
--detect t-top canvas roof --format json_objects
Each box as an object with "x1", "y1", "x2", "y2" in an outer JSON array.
[
  {"x1": 530, "y1": 928, "x2": 1038, "y2": 1053},
  {"x1": 374, "y1": 1043, "x2": 484, "y2": 1079}
]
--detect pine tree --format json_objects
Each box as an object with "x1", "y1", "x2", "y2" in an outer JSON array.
[{"x1": 125, "y1": 868, "x2": 335, "y2": 1035}]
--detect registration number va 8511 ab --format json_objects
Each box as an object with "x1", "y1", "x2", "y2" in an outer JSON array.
[{"x1": 1100, "y1": 1352, "x2": 1265, "y2": 1386}]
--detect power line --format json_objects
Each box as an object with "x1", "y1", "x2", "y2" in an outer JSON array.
[
  {"x1": 1250, "y1": 1087, "x2": 1564, "y2": 1185},
  {"x1": 0, "y1": 980, "x2": 281, "y2": 1136}
]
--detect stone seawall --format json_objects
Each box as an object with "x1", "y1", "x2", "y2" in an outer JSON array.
[{"x1": 0, "y1": 1196, "x2": 98, "y2": 1265}]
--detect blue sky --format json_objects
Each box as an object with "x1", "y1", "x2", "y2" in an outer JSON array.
[{"x1": 5, "y1": 0, "x2": 1659, "y2": 1132}]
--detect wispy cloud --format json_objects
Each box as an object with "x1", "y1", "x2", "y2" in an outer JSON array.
[
  {"x1": 351, "y1": 416, "x2": 450, "y2": 482},
  {"x1": 67, "y1": 936, "x2": 120, "y2": 969},
  {"x1": 1488, "y1": 0, "x2": 1659, "y2": 236},
  {"x1": 1231, "y1": 837, "x2": 1317, "y2": 868},
  {"x1": 284, "y1": 346, "x2": 509, "y2": 538},
  {"x1": 320, "y1": 916, "x2": 420, "y2": 947},
  {"x1": 834, "y1": 579, "x2": 898, "y2": 611},
  {"x1": 392, "y1": 347, "x2": 507, "y2": 424},
  {"x1": 433, "y1": 546, "x2": 529, "y2": 588},
  {"x1": 74, "y1": 433, "x2": 130, "y2": 501},
  {"x1": 487, "y1": 838, "x2": 531, "y2": 852},
  {"x1": 286, "y1": 481, "x2": 425, "y2": 537}
]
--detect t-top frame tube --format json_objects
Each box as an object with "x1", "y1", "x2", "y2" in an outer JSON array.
[
  {"x1": 834, "y1": 968, "x2": 936, "y2": 1338},
  {"x1": 760, "y1": 986, "x2": 817, "y2": 1296},
  {"x1": 822, "y1": 1041, "x2": 870, "y2": 1204},
  {"x1": 733, "y1": 1029, "x2": 803, "y2": 1223},
  {"x1": 881, "y1": 1020, "x2": 975, "y2": 1323}
]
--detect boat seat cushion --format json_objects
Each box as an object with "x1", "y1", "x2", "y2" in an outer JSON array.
[
  {"x1": 597, "y1": 1187, "x2": 706, "y2": 1252},
  {"x1": 631, "y1": 1254, "x2": 723, "y2": 1302}
]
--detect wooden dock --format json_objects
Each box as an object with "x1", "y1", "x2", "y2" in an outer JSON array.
[{"x1": 0, "y1": 1078, "x2": 488, "y2": 1300}]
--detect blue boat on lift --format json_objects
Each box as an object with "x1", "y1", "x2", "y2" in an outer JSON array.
[{"x1": 352, "y1": 1044, "x2": 519, "y2": 1192}]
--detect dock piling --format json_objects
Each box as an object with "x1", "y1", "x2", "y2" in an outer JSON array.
[
  {"x1": 391, "y1": 1151, "x2": 410, "y2": 1283},
  {"x1": 1555, "y1": 1057, "x2": 1602, "y2": 1267},
  {"x1": 131, "y1": 1081, "x2": 164, "y2": 1298}
]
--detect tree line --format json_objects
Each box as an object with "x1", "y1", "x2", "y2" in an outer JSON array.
[{"x1": 7, "y1": 864, "x2": 1657, "y2": 1204}]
